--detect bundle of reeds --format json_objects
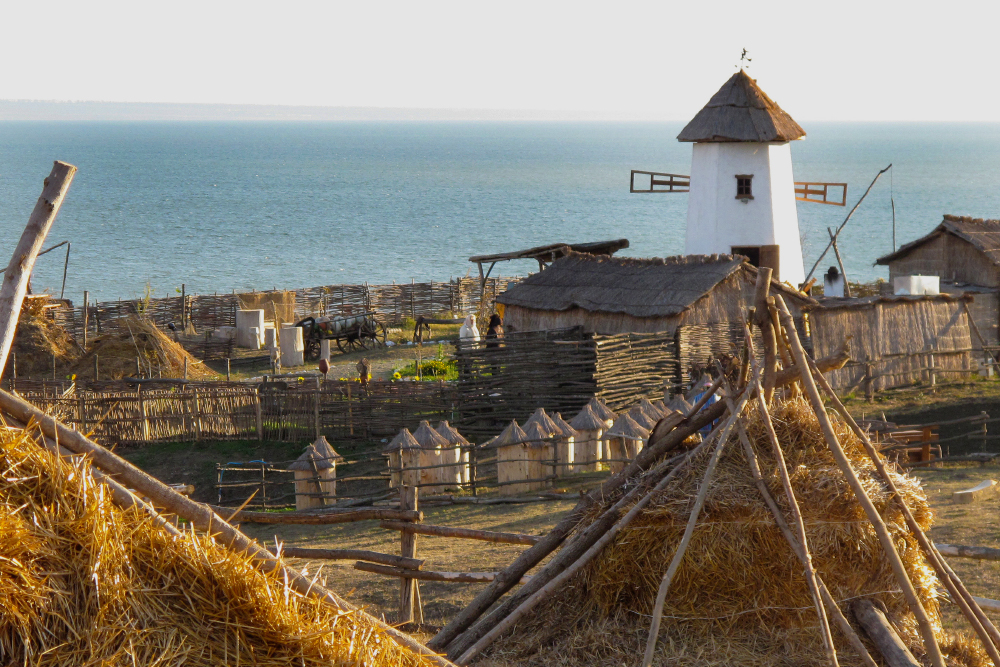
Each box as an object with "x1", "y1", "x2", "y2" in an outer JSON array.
[
  {"x1": 74, "y1": 316, "x2": 216, "y2": 380},
  {"x1": 0, "y1": 423, "x2": 437, "y2": 666}
]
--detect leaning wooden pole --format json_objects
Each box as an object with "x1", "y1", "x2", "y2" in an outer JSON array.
[
  {"x1": 773, "y1": 295, "x2": 945, "y2": 667},
  {"x1": 809, "y1": 357, "x2": 1000, "y2": 664},
  {"x1": 0, "y1": 390, "x2": 455, "y2": 667},
  {"x1": 0, "y1": 161, "x2": 77, "y2": 379},
  {"x1": 641, "y1": 379, "x2": 754, "y2": 667},
  {"x1": 752, "y1": 267, "x2": 778, "y2": 402}
]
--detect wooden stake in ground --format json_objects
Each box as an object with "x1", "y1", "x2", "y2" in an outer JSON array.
[
  {"x1": 0, "y1": 161, "x2": 77, "y2": 379},
  {"x1": 399, "y1": 485, "x2": 420, "y2": 623},
  {"x1": 773, "y1": 294, "x2": 946, "y2": 667},
  {"x1": 752, "y1": 267, "x2": 778, "y2": 402}
]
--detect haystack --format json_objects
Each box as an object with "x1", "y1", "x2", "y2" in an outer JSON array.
[
  {"x1": 74, "y1": 316, "x2": 216, "y2": 380},
  {"x1": 5, "y1": 296, "x2": 81, "y2": 377},
  {"x1": 0, "y1": 423, "x2": 438, "y2": 666}
]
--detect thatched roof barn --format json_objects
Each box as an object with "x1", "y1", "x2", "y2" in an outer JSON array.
[
  {"x1": 876, "y1": 215, "x2": 1000, "y2": 286},
  {"x1": 677, "y1": 69, "x2": 806, "y2": 143},
  {"x1": 496, "y1": 252, "x2": 812, "y2": 335}
]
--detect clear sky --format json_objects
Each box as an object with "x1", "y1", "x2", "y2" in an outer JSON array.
[{"x1": 3, "y1": 0, "x2": 995, "y2": 121}]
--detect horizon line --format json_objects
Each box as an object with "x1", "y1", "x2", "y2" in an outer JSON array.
[{"x1": 0, "y1": 99, "x2": 997, "y2": 123}]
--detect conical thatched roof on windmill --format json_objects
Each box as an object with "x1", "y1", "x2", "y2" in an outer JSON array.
[{"x1": 677, "y1": 69, "x2": 806, "y2": 143}]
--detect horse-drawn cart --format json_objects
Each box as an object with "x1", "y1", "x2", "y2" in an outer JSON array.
[{"x1": 295, "y1": 311, "x2": 387, "y2": 358}]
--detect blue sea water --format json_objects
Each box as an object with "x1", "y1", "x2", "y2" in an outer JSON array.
[{"x1": 0, "y1": 121, "x2": 999, "y2": 303}]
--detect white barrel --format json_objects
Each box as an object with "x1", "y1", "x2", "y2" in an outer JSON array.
[{"x1": 263, "y1": 326, "x2": 278, "y2": 351}]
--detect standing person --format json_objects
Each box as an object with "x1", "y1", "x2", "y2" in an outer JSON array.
[{"x1": 485, "y1": 314, "x2": 504, "y2": 348}]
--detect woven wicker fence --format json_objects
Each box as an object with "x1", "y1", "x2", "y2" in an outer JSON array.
[{"x1": 52, "y1": 277, "x2": 519, "y2": 342}]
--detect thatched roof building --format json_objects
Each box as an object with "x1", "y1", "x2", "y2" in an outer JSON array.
[
  {"x1": 496, "y1": 252, "x2": 812, "y2": 335},
  {"x1": 875, "y1": 215, "x2": 1000, "y2": 347},
  {"x1": 677, "y1": 69, "x2": 806, "y2": 143},
  {"x1": 876, "y1": 215, "x2": 1000, "y2": 287}
]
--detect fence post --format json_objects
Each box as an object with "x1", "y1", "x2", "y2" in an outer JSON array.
[
  {"x1": 470, "y1": 443, "x2": 478, "y2": 497},
  {"x1": 254, "y1": 387, "x2": 264, "y2": 441},
  {"x1": 260, "y1": 461, "x2": 267, "y2": 510},
  {"x1": 82, "y1": 290, "x2": 89, "y2": 350},
  {"x1": 864, "y1": 355, "x2": 874, "y2": 401},
  {"x1": 193, "y1": 388, "x2": 203, "y2": 441},
  {"x1": 347, "y1": 382, "x2": 354, "y2": 436},
  {"x1": 181, "y1": 284, "x2": 186, "y2": 330},
  {"x1": 399, "y1": 485, "x2": 419, "y2": 624},
  {"x1": 929, "y1": 352, "x2": 936, "y2": 387},
  {"x1": 314, "y1": 376, "x2": 321, "y2": 439},
  {"x1": 78, "y1": 393, "x2": 86, "y2": 434},
  {"x1": 138, "y1": 385, "x2": 150, "y2": 441}
]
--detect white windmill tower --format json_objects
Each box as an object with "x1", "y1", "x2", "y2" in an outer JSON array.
[{"x1": 631, "y1": 68, "x2": 846, "y2": 287}]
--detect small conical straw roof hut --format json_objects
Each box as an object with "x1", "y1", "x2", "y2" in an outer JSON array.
[
  {"x1": 606, "y1": 412, "x2": 650, "y2": 441},
  {"x1": 311, "y1": 435, "x2": 343, "y2": 465},
  {"x1": 487, "y1": 420, "x2": 529, "y2": 448},
  {"x1": 587, "y1": 397, "x2": 616, "y2": 425},
  {"x1": 550, "y1": 412, "x2": 577, "y2": 439},
  {"x1": 383, "y1": 428, "x2": 421, "y2": 453},
  {"x1": 638, "y1": 398, "x2": 666, "y2": 420},
  {"x1": 524, "y1": 408, "x2": 561, "y2": 438},
  {"x1": 522, "y1": 420, "x2": 553, "y2": 447},
  {"x1": 668, "y1": 394, "x2": 693, "y2": 415},
  {"x1": 569, "y1": 404, "x2": 606, "y2": 432},
  {"x1": 413, "y1": 420, "x2": 450, "y2": 449},
  {"x1": 627, "y1": 406, "x2": 658, "y2": 431},
  {"x1": 436, "y1": 420, "x2": 470, "y2": 446},
  {"x1": 288, "y1": 443, "x2": 335, "y2": 471}
]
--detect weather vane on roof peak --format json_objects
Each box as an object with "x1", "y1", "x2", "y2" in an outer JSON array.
[{"x1": 738, "y1": 48, "x2": 751, "y2": 70}]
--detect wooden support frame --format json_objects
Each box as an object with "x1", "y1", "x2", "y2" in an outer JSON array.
[
  {"x1": 629, "y1": 170, "x2": 690, "y2": 193},
  {"x1": 795, "y1": 182, "x2": 848, "y2": 206}
]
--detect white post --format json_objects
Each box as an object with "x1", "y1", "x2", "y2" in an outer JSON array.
[
  {"x1": 320, "y1": 338, "x2": 331, "y2": 361},
  {"x1": 0, "y1": 162, "x2": 77, "y2": 379}
]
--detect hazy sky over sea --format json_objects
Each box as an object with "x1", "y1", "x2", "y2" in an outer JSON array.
[{"x1": 3, "y1": 0, "x2": 997, "y2": 122}]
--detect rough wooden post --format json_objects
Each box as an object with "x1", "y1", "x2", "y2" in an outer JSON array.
[
  {"x1": 193, "y1": 388, "x2": 203, "y2": 441},
  {"x1": 865, "y1": 356, "x2": 874, "y2": 401},
  {"x1": 82, "y1": 290, "x2": 89, "y2": 350},
  {"x1": 78, "y1": 392, "x2": 86, "y2": 434},
  {"x1": 753, "y1": 267, "x2": 777, "y2": 401},
  {"x1": 347, "y1": 382, "x2": 354, "y2": 436},
  {"x1": 254, "y1": 387, "x2": 263, "y2": 441},
  {"x1": 929, "y1": 351, "x2": 936, "y2": 387},
  {"x1": 399, "y1": 485, "x2": 419, "y2": 623},
  {"x1": 181, "y1": 283, "x2": 186, "y2": 330},
  {"x1": 93, "y1": 354, "x2": 99, "y2": 382},
  {"x1": 138, "y1": 385, "x2": 150, "y2": 441},
  {"x1": 314, "y1": 376, "x2": 321, "y2": 439},
  {"x1": 0, "y1": 161, "x2": 77, "y2": 380}
]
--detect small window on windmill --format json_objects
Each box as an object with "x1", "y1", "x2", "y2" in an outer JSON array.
[{"x1": 736, "y1": 174, "x2": 754, "y2": 201}]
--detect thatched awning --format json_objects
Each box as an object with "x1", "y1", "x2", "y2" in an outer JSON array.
[
  {"x1": 806, "y1": 293, "x2": 972, "y2": 312},
  {"x1": 677, "y1": 70, "x2": 805, "y2": 143},
  {"x1": 876, "y1": 215, "x2": 1000, "y2": 267}
]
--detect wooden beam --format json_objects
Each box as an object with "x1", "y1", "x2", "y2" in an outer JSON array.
[
  {"x1": 355, "y1": 562, "x2": 531, "y2": 584},
  {"x1": 0, "y1": 161, "x2": 77, "y2": 379},
  {"x1": 851, "y1": 599, "x2": 921, "y2": 667},
  {"x1": 380, "y1": 520, "x2": 541, "y2": 546},
  {"x1": 278, "y1": 547, "x2": 423, "y2": 570},
  {"x1": 209, "y1": 505, "x2": 421, "y2": 524},
  {"x1": 935, "y1": 543, "x2": 1000, "y2": 561}
]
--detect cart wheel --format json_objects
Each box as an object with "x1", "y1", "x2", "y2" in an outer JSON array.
[
  {"x1": 336, "y1": 337, "x2": 350, "y2": 354},
  {"x1": 305, "y1": 338, "x2": 321, "y2": 361}
]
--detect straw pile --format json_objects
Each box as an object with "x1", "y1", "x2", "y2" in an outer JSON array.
[
  {"x1": 74, "y1": 316, "x2": 217, "y2": 380},
  {"x1": 0, "y1": 423, "x2": 435, "y2": 666},
  {"x1": 480, "y1": 398, "x2": 985, "y2": 667},
  {"x1": 5, "y1": 296, "x2": 81, "y2": 376}
]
